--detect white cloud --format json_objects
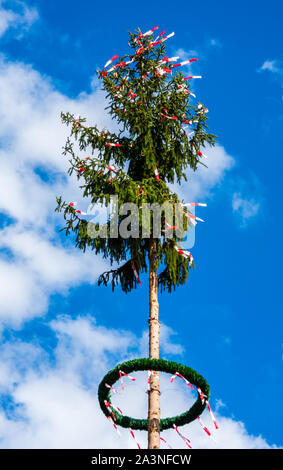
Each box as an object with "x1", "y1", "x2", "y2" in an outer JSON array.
[
  {"x1": 172, "y1": 144, "x2": 235, "y2": 203},
  {"x1": 258, "y1": 59, "x2": 281, "y2": 74},
  {"x1": 0, "y1": 315, "x2": 278, "y2": 449},
  {"x1": 0, "y1": 0, "x2": 38, "y2": 38},
  {"x1": 232, "y1": 192, "x2": 260, "y2": 227},
  {"x1": 0, "y1": 55, "x2": 116, "y2": 326}
]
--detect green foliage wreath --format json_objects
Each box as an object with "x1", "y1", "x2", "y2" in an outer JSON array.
[{"x1": 98, "y1": 358, "x2": 210, "y2": 430}]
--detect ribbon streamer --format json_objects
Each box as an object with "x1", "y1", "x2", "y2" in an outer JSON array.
[
  {"x1": 119, "y1": 370, "x2": 136, "y2": 391},
  {"x1": 160, "y1": 436, "x2": 173, "y2": 449},
  {"x1": 147, "y1": 370, "x2": 153, "y2": 392},
  {"x1": 197, "y1": 150, "x2": 208, "y2": 159},
  {"x1": 206, "y1": 401, "x2": 219, "y2": 430},
  {"x1": 107, "y1": 416, "x2": 121, "y2": 436},
  {"x1": 150, "y1": 31, "x2": 174, "y2": 47},
  {"x1": 197, "y1": 104, "x2": 209, "y2": 114},
  {"x1": 104, "y1": 400, "x2": 117, "y2": 421},
  {"x1": 181, "y1": 202, "x2": 207, "y2": 207},
  {"x1": 171, "y1": 58, "x2": 198, "y2": 68},
  {"x1": 170, "y1": 372, "x2": 194, "y2": 390},
  {"x1": 164, "y1": 220, "x2": 178, "y2": 232},
  {"x1": 154, "y1": 166, "x2": 160, "y2": 182},
  {"x1": 161, "y1": 112, "x2": 178, "y2": 120},
  {"x1": 184, "y1": 212, "x2": 205, "y2": 223},
  {"x1": 105, "y1": 383, "x2": 119, "y2": 394},
  {"x1": 197, "y1": 387, "x2": 207, "y2": 404},
  {"x1": 177, "y1": 85, "x2": 196, "y2": 97},
  {"x1": 136, "y1": 26, "x2": 159, "y2": 41},
  {"x1": 106, "y1": 165, "x2": 118, "y2": 172},
  {"x1": 132, "y1": 263, "x2": 142, "y2": 285},
  {"x1": 106, "y1": 142, "x2": 123, "y2": 147},
  {"x1": 105, "y1": 401, "x2": 123, "y2": 417},
  {"x1": 197, "y1": 416, "x2": 216, "y2": 442},
  {"x1": 75, "y1": 209, "x2": 87, "y2": 215},
  {"x1": 173, "y1": 424, "x2": 192, "y2": 449},
  {"x1": 174, "y1": 246, "x2": 194, "y2": 265},
  {"x1": 160, "y1": 56, "x2": 179, "y2": 64},
  {"x1": 103, "y1": 55, "x2": 119, "y2": 70},
  {"x1": 69, "y1": 202, "x2": 87, "y2": 216},
  {"x1": 129, "y1": 428, "x2": 141, "y2": 449},
  {"x1": 184, "y1": 75, "x2": 202, "y2": 80}
]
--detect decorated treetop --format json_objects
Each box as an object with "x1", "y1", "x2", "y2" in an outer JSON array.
[{"x1": 56, "y1": 26, "x2": 216, "y2": 294}]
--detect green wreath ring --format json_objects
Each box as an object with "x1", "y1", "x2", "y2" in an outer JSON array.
[{"x1": 98, "y1": 358, "x2": 210, "y2": 431}]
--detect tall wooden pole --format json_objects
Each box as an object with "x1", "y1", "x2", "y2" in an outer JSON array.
[{"x1": 148, "y1": 237, "x2": 160, "y2": 449}]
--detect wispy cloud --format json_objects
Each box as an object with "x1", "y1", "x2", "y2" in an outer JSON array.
[
  {"x1": 232, "y1": 192, "x2": 260, "y2": 227},
  {"x1": 0, "y1": 0, "x2": 38, "y2": 38},
  {"x1": 258, "y1": 59, "x2": 282, "y2": 74},
  {"x1": 0, "y1": 55, "x2": 115, "y2": 326}
]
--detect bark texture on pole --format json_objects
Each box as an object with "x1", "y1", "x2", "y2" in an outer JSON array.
[{"x1": 148, "y1": 238, "x2": 160, "y2": 449}]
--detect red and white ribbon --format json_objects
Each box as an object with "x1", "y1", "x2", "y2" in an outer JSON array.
[
  {"x1": 119, "y1": 370, "x2": 136, "y2": 390},
  {"x1": 147, "y1": 370, "x2": 153, "y2": 392},
  {"x1": 160, "y1": 436, "x2": 173, "y2": 449},
  {"x1": 156, "y1": 66, "x2": 172, "y2": 76},
  {"x1": 170, "y1": 372, "x2": 194, "y2": 390},
  {"x1": 153, "y1": 30, "x2": 165, "y2": 42},
  {"x1": 181, "y1": 202, "x2": 207, "y2": 207},
  {"x1": 197, "y1": 387, "x2": 207, "y2": 404},
  {"x1": 73, "y1": 114, "x2": 81, "y2": 128},
  {"x1": 173, "y1": 424, "x2": 192, "y2": 448},
  {"x1": 129, "y1": 428, "x2": 141, "y2": 449},
  {"x1": 171, "y1": 58, "x2": 198, "y2": 68},
  {"x1": 104, "y1": 400, "x2": 117, "y2": 421},
  {"x1": 184, "y1": 75, "x2": 202, "y2": 80},
  {"x1": 160, "y1": 55, "x2": 179, "y2": 64},
  {"x1": 106, "y1": 142, "x2": 123, "y2": 147},
  {"x1": 177, "y1": 85, "x2": 196, "y2": 97},
  {"x1": 161, "y1": 112, "x2": 178, "y2": 120},
  {"x1": 102, "y1": 55, "x2": 119, "y2": 70},
  {"x1": 162, "y1": 32, "x2": 175, "y2": 43},
  {"x1": 107, "y1": 416, "x2": 121, "y2": 436},
  {"x1": 69, "y1": 202, "x2": 87, "y2": 216},
  {"x1": 125, "y1": 58, "x2": 134, "y2": 66},
  {"x1": 137, "y1": 187, "x2": 146, "y2": 196},
  {"x1": 184, "y1": 212, "x2": 205, "y2": 223},
  {"x1": 105, "y1": 383, "x2": 119, "y2": 394},
  {"x1": 174, "y1": 246, "x2": 194, "y2": 265},
  {"x1": 136, "y1": 26, "x2": 159, "y2": 41},
  {"x1": 206, "y1": 401, "x2": 219, "y2": 430},
  {"x1": 197, "y1": 416, "x2": 216, "y2": 442},
  {"x1": 106, "y1": 165, "x2": 118, "y2": 172},
  {"x1": 197, "y1": 150, "x2": 208, "y2": 159},
  {"x1": 197, "y1": 104, "x2": 209, "y2": 114},
  {"x1": 105, "y1": 401, "x2": 123, "y2": 416},
  {"x1": 75, "y1": 209, "x2": 87, "y2": 215},
  {"x1": 128, "y1": 90, "x2": 138, "y2": 100},
  {"x1": 132, "y1": 263, "x2": 142, "y2": 285},
  {"x1": 154, "y1": 166, "x2": 160, "y2": 182},
  {"x1": 150, "y1": 31, "x2": 174, "y2": 48},
  {"x1": 164, "y1": 220, "x2": 177, "y2": 232}
]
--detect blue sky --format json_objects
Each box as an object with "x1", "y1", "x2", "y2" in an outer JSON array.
[{"x1": 0, "y1": 0, "x2": 282, "y2": 449}]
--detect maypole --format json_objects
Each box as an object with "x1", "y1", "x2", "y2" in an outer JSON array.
[
  {"x1": 56, "y1": 25, "x2": 219, "y2": 449},
  {"x1": 148, "y1": 237, "x2": 160, "y2": 449}
]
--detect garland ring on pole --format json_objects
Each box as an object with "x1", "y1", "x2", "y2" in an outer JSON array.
[{"x1": 98, "y1": 358, "x2": 210, "y2": 431}]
